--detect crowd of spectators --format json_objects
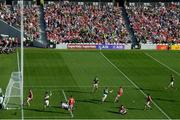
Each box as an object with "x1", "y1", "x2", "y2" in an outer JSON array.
[
  {"x1": 126, "y1": 3, "x2": 180, "y2": 44},
  {"x1": 0, "y1": 2, "x2": 40, "y2": 41},
  {"x1": 44, "y1": 2, "x2": 130, "y2": 44}
]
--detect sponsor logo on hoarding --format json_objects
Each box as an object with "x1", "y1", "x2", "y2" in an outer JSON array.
[
  {"x1": 96, "y1": 45, "x2": 125, "y2": 50},
  {"x1": 156, "y1": 45, "x2": 168, "y2": 50},
  {"x1": 171, "y1": 45, "x2": 180, "y2": 50},
  {"x1": 67, "y1": 44, "x2": 96, "y2": 49}
]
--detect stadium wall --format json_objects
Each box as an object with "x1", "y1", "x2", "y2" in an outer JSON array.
[
  {"x1": 56, "y1": 43, "x2": 180, "y2": 50},
  {"x1": 0, "y1": 19, "x2": 21, "y2": 40}
]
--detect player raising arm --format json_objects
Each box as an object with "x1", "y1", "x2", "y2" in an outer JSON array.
[
  {"x1": 26, "y1": 89, "x2": 33, "y2": 107},
  {"x1": 92, "y1": 76, "x2": 99, "y2": 93},
  {"x1": 114, "y1": 86, "x2": 123, "y2": 103},
  {"x1": 144, "y1": 94, "x2": 152, "y2": 110}
]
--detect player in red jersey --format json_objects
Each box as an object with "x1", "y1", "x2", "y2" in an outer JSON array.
[
  {"x1": 144, "y1": 94, "x2": 152, "y2": 110},
  {"x1": 26, "y1": 89, "x2": 33, "y2": 107},
  {"x1": 114, "y1": 86, "x2": 123, "y2": 103},
  {"x1": 68, "y1": 95, "x2": 75, "y2": 112}
]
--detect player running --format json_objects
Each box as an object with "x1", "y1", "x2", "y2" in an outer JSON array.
[
  {"x1": 92, "y1": 76, "x2": 99, "y2": 93},
  {"x1": 68, "y1": 95, "x2": 75, "y2": 112},
  {"x1": 44, "y1": 91, "x2": 52, "y2": 109},
  {"x1": 144, "y1": 94, "x2": 152, "y2": 110},
  {"x1": 114, "y1": 86, "x2": 123, "y2": 103},
  {"x1": 167, "y1": 74, "x2": 175, "y2": 88},
  {"x1": 26, "y1": 89, "x2": 33, "y2": 107},
  {"x1": 102, "y1": 87, "x2": 113, "y2": 102}
]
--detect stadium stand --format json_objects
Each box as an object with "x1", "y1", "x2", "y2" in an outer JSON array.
[
  {"x1": 126, "y1": 2, "x2": 180, "y2": 44},
  {"x1": 0, "y1": 1, "x2": 179, "y2": 45},
  {"x1": 0, "y1": 2, "x2": 40, "y2": 41},
  {"x1": 44, "y1": 2, "x2": 130, "y2": 44}
]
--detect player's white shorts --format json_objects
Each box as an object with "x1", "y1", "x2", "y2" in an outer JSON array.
[
  {"x1": 45, "y1": 100, "x2": 49, "y2": 106},
  {"x1": 120, "y1": 109, "x2": 127, "y2": 114},
  {"x1": 93, "y1": 84, "x2": 98, "y2": 88},
  {"x1": 61, "y1": 103, "x2": 69, "y2": 109},
  {"x1": 170, "y1": 81, "x2": 174, "y2": 86},
  {"x1": 146, "y1": 101, "x2": 150, "y2": 106},
  {"x1": 103, "y1": 94, "x2": 107, "y2": 99}
]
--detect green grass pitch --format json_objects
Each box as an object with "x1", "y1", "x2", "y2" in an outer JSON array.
[{"x1": 0, "y1": 49, "x2": 180, "y2": 119}]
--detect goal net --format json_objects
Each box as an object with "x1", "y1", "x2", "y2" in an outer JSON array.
[{"x1": 3, "y1": 72, "x2": 22, "y2": 109}]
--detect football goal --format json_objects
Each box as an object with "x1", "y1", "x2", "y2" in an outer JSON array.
[{"x1": 3, "y1": 72, "x2": 22, "y2": 109}]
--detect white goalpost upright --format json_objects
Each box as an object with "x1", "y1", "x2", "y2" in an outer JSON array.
[
  {"x1": 20, "y1": 0, "x2": 24, "y2": 119},
  {"x1": 3, "y1": 0, "x2": 24, "y2": 119}
]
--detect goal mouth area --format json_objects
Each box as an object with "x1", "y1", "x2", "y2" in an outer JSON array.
[{"x1": 3, "y1": 72, "x2": 22, "y2": 110}]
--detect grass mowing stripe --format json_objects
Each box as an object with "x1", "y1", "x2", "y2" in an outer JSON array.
[
  {"x1": 24, "y1": 85, "x2": 134, "y2": 88},
  {"x1": 24, "y1": 116, "x2": 71, "y2": 119},
  {"x1": 100, "y1": 51, "x2": 171, "y2": 120},
  {"x1": 144, "y1": 52, "x2": 180, "y2": 76},
  {"x1": 62, "y1": 90, "x2": 74, "y2": 118},
  {"x1": 16, "y1": 50, "x2": 20, "y2": 72}
]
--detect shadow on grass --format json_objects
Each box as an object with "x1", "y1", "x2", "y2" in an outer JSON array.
[
  {"x1": 107, "y1": 110, "x2": 120, "y2": 114},
  {"x1": 77, "y1": 99, "x2": 112, "y2": 104},
  {"x1": 51, "y1": 105, "x2": 61, "y2": 109},
  {"x1": 66, "y1": 90, "x2": 90, "y2": 94},
  {"x1": 77, "y1": 99, "x2": 101, "y2": 104},
  {"x1": 126, "y1": 107, "x2": 144, "y2": 111},
  {"x1": 24, "y1": 108, "x2": 69, "y2": 114},
  {"x1": 136, "y1": 87, "x2": 163, "y2": 92},
  {"x1": 154, "y1": 98, "x2": 179, "y2": 103}
]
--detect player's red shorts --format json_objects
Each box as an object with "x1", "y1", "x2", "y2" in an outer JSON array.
[{"x1": 69, "y1": 104, "x2": 74, "y2": 109}]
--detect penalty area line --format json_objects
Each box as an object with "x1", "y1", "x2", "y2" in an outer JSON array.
[
  {"x1": 100, "y1": 52, "x2": 171, "y2": 120},
  {"x1": 62, "y1": 90, "x2": 74, "y2": 118}
]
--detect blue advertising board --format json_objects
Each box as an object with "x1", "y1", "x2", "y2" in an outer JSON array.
[{"x1": 96, "y1": 44, "x2": 125, "y2": 50}]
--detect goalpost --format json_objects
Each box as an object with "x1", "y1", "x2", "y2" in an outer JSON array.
[
  {"x1": 3, "y1": 72, "x2": 22, "y2": 109},
  {"x1": 3, "y1": 0, "x2": 24, "y2": 119}
]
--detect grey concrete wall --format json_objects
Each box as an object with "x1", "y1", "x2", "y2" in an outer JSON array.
[{"x1": 0, "y1": 19, "x2": 21, "y2": 40}]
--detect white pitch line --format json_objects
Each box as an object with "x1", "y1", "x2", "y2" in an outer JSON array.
[
  {"x1": 145, "y1": 52, "x2": 180, "y2": 76},
  {"x1": 62, "y1": 90, "x2": 74, "y2": 118},
  {"x1": 100, "y1": 52, "x2": 171, "y2": 119}
]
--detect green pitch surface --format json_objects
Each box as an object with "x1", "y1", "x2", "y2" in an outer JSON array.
[{"x1": 0, "y1": 49, "x2": 180, "y2": 119}]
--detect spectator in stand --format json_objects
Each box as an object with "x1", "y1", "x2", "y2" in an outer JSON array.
[
  {"x1": 44, "y1": 2, "x2": 130, "y2": 44},
  {"x1": 126, "y1": 2, "x2": 180, "y2": 44},
  {"x1": 0, "y1": 2, "x2": 40, "y2": 41}
]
